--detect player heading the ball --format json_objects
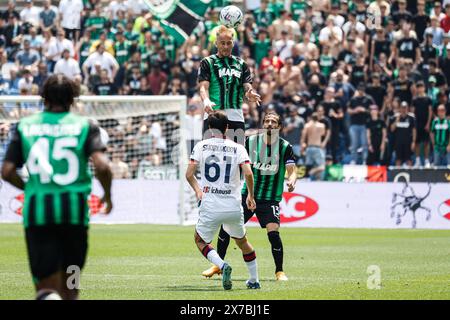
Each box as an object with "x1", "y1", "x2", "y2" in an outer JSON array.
[{"x1": 198, "y1": 25, "x2": 261, "y2": 146}]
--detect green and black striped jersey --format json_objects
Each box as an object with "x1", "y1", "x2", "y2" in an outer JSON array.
[
  {"x1": 431, "y1": 118, "x2": 450, "y2": 151},
  {"x1": 4, "y1": 112, "x2": 106, "y2": 228},
  {"x1": 198, "y1": 54, "x2": 252, "y2": 122},
  {"x1": 242, "y1": 134, "x2": 296, "y2": 202}
]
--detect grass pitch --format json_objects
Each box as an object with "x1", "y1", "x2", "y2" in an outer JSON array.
[{"x1": 0, "y1": 224, "x2": 449, "y2": 300}]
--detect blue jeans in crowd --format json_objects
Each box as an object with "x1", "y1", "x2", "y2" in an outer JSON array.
[
  {"x1": 433, "y1": 149, "x2": 450, "y2": 166},
  {"x1": 349, "y1": 124, "x2": 368, "y2": 164}
]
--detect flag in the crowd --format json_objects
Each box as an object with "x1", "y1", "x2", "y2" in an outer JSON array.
[
  {"x1": 325, "y1": 165, "x2": 387, "y2": 182},
  {"x1": 143, "y1": 0, "x2": 212, "y2": 45}
]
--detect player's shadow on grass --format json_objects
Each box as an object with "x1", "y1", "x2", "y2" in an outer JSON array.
[
  {"x1": 208, "y1": 277, "x2": 277, "y2": 282},
  {"x1": 161, "y1": 285, "x2": 247, "y2": 292}
]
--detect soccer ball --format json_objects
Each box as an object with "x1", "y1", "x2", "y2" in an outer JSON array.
[{"x1": 219, "y1": 5, "x2": 244, "y2": 29}]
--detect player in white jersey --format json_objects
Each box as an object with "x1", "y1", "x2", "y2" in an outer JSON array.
[{"x1": 186, "y1": 111, "x2": 260, "y2": 290}]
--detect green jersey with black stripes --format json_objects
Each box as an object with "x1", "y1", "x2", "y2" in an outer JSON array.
[
  {"x1": 4, "y1": 112, "x2": 106, "y2": 228},
  {"x1": 198, "y1": 54, "x2": 253, "y2": 122},
  {"x1": 242, "y1": 134, "x2": 296, "y2": 202},
  {"x1": 431, "y1": 118, "x2": 450, "y2": 152}
]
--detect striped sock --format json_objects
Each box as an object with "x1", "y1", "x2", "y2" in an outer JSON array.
[
  {"x1": 202, "y1": 245, "x2": 225, "y2": 270},
  {"x1": 243, "y1": 251, "x2": 259, "y2": 283}
]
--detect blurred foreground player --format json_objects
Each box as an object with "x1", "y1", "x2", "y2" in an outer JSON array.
[
  {"x1": 1, "y1": 74, "x2": 113, "y2": 300},
  {"x1": 203, "y1": 112, "x2": 297, "y2": 281},
  {"x1": 186, "y1": 111, "x2": 260, "y2": 290}
]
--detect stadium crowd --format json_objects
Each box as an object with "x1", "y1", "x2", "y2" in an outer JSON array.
[{"x1": 1, "y1": 0, "x2": 450, "y2": 179}]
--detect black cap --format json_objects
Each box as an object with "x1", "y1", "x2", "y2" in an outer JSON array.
[
  {"x1": 416, "y1": 80, "x2": 425, "y2": 87},
  {"x1": 357, "y1": 83, "x2": 366, "y2": 91}
]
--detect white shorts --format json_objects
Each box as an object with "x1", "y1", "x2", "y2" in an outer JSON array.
[{"x1": 195, "y1": 210, "x2": 246, "y2": 244}]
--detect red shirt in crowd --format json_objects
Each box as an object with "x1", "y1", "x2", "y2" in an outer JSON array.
[
  {"x1": 441, "y1": 14, "x2": 450, "y2": 33},
  {"x1": 147, "y1": 70, "x2": 168, "y2": 95}
]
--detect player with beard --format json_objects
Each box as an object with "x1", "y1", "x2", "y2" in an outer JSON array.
[{"x1": 201, "y1": 112, "x2": 297, "y2": 281}]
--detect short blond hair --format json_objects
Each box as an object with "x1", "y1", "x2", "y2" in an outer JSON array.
[{"x1": 216, "y1": 25, "x2": 234, "y2": 40}]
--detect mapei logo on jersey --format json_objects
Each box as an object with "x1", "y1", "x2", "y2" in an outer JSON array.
[
  {"x1": 218, "y1": 68, "x2": 242, "y2": 79},
  {"x1": 438, "y1": 199, "x2": 450, "y2": 220},
  {"x1": 253, "y1": 162, "x2": 278, "y2": 173},
  {"x1": 250, "y1": 192, "x2": 318, "y2": 224},
  {"x1": 9, "y1": 193, "x2": 103, "y2": 216}
]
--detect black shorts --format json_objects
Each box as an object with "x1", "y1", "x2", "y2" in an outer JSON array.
[
  {"x1": 395, "y1": 143, "x2": 413, "y2": 163},
  {"x1": 242, "y1": 195, "x2": 280, "y2": 228},
  {"x1": 25, "y1": 225, "x2": 88, "y2": 283},
  {"x1": 416, "y1": 128, "x2": 430, "y2": 143},
  {"x1": 203, "y1": 118, "x2": 245, "y2": 145}
]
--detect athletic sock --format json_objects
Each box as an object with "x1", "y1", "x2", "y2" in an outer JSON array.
[
  {"x1": 268, "y1": 231, "x2": 284, "y2": 273},
  {"x1": 217, "y1": 225, "x2": 230, "y2": 259},
  {"x1": 243, "y1": 251, "x2": 259, "y2": 283},
  {"x1": 202, "y1": 245, "x2": 225, "y2": 270}
]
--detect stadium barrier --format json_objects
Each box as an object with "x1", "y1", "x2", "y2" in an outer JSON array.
[{"x1": 2, "y1": 179, "x2": 449, "y2": 229}]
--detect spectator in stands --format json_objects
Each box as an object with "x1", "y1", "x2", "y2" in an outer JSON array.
[
  {"x1": 59, "y1": 0, "x2": 83, "y2": 42},
  {"x1": 366, "y1": 105, "x2": 387, "y2": 166},
  {"x1": 185, "y1": 104, "x2": 202, "y2": 153},
  {"x1": 321, "y1": 86, "x2": 344, "y2": 163},
  {"x1": 2, "y1": 14, "x2": 23, "y2": 58},
  {"x1": 6, "y1": 66, "x2": 20, "y2": 94},
  {"x1": 114, "y1": 31, "x2": 131, "y2": 66},
  {"x1": 282, "y1": 104, "x2": 304, "y2": 161},
  {"x1": 391, "y1": 101, "x2": 416, "y2": 167},
  {"x1": 316, "y1": 104, "x2": 332, "y2": 156},
  {"x1": 54, "y1": 48, "x2": 81, "y2": 80},
  {"x1": 107, "y1": 0, "x2": 127, "y2": 20},
  {"x1": 137, "y1": 153, "x2": 162, "y2": 179},
  {"x1": 147, "y1": 61, "x2": 167, "y2": 95},
  {"x1": 93, "y1": 68, "x2": 117, "y2": 95},
  {"x1": 17, "y1": 68, "x2": 34, "y2": 95},
  {"x1": 441, "y1": 3, "x2": 450, "y2": 33},
  {"x1": 431, "y1": 104, "x2": 450, "y2": 166},
  {"x1": 39, "y1": 0, "x2": 58, "y2": 33},
  {"x1": 15, "y1": 39, "x2": 39, "y2": 70},
  {"x1": 348, "y1": 83, "x2": 374, "y2": 164},
  {"x1": 75, "y1": 29, "x2": 92, "y2": 68},
  {"x1": 24, "y1": 26, "x2": 43, "y2": 52},
  {"x1": 413, "y1": 1, "x2": 430, "y2": 44},
  {"x1": 412, "y1": 81, "x2": 433, "y2": 167},
  {"x1": 20, "y1": 0, "x2": 41, "y2": 29},
  {"x1": 274, "y1": 29, "x2": 294, "y2": 62},
  {"x1": 111, "y1": 149, "x2": 131, "y2": 179},
  {"x1": 32, "y1": 60, "x2": 48, "y2": 91},
  {"x1": 302, "y1": 112, "x2": 326, "y2": 180},
  {"x1": 424, "y1": 16, "x2": 445, "y2": 48},
  {"x1": 45, "y1": 29, "x2": 75, "y2": 72},
  {"x1": 89, "y1": 31, "x2": 115, "y2": 56},
  {"x1": 1, "y1": 1, "x2": 19, "y2": 21},
  {"x1": 82, "y1": 43, "x2": 119, "y2": 83},
  {"x1": 131, "y1": 76, "x2": 149, "y2": 95}
]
